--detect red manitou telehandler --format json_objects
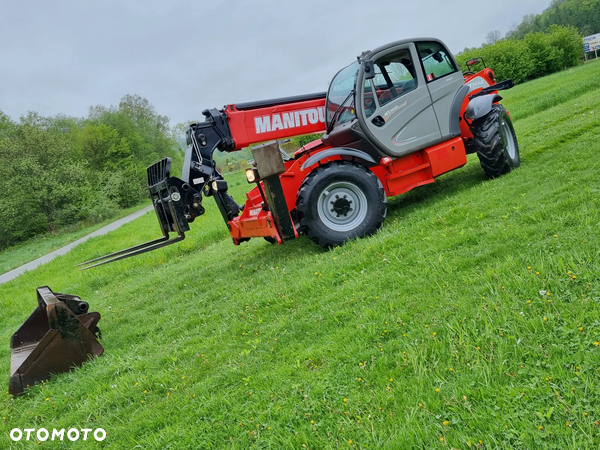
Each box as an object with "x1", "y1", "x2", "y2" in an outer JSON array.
[{"x1": 80, "y1": 38, "x2": 520, "y2": 269}]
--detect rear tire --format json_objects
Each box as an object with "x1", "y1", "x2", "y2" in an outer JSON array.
[
  {"x1": 470, "y1": 105, "x2": 520, "y2": 178},
  {"x1": 297, "y1": 161, "x2": 387, "y2": 248}
]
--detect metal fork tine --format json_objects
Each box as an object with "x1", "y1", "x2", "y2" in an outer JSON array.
[
  {"x1": 77, "y1": 199, "x2": 184, "y2": 269},
  {"x1": 79, "y1": 232, "x2": 185, "y2": 270},
  {"x1": 75, "y1": 235, "x2": 170, "y2": 267},
  {"x1": 76, "y1": 156, "x2": 196, "y2": 270}
]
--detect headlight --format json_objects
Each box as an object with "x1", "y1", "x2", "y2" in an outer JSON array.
[
  {"x1": 211, "y1": 180, "x2": 228, "y2": 192},
  {"x1": 246, "y1": 168, "x2": 259, "y2": 183}
]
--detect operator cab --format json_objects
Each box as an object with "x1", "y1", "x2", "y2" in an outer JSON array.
[{"x1": 323, "y1": 38, "x2": 466, "y2": 160}]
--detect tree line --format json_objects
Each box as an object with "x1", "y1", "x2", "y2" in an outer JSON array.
[
  {"x1": 460, "y1": 0, "x2": 600, "y2": 83},
  {"x1": 456, "y1": 25, "x2": 582, "y2": 84},
  {"x1": 508, "y1": 0, "x2": 600, "y2": 40},
  {"x1": 0, "y1": 95, "x2": 182, "y2": 250}
]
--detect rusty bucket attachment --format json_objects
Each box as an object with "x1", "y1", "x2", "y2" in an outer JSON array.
[{"x1": 9, "y1": 286, "x2": 103, "y2": 395}]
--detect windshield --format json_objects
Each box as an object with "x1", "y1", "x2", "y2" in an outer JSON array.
[{"x1": 326, "y1": 61, "x2": 359, "y2": 128}]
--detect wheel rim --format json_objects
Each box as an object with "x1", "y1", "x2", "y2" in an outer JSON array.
[
  {"x1": 317, "y1": 181, "x2": 368, "y2": 232},
  {"x1": 500, "y1": 119, "x2": 516, "y2": 159}
]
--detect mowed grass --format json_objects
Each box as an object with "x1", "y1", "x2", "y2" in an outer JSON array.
[
  {"x1": 0, "y1": 202, "x2": 151, "y2": 275},
  {"x1": 1, "y1": 61, "x2": 600, "y2": 449}
]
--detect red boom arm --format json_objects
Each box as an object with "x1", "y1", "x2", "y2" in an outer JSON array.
[{"x1": 225, "y1": 96, "x2": 328, "y2": 150}]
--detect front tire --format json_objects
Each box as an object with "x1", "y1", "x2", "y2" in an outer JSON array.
[
  {"x1": 470, "y1": 105, "x2": 520, "y2": 178},
  {"x1": 297, "y1": 161, "x2": 387, "y2": 248}
]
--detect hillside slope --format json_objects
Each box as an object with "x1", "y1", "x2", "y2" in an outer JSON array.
[{"x1": 1, "y1": 61, "x2": 599, "y2": 449}]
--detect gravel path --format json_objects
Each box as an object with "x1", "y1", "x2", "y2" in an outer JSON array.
[{"x1": 0, "y1": 205, "x2": 153, "y2": 285}]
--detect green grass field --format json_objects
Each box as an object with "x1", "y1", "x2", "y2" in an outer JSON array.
[
  {"x1": 1, "y1": 60, "x2": 599, "y2": 449},
  {"x1": 0, "y1": 202, "x2": 151, "y2": 275}
]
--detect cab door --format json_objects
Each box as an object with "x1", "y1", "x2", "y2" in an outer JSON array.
[
  {"x1": 415, "y1": 41, "x2": 465, "y2": 139},
  {"x1": 357, "y1": 43, "x2": 441, "y2": 158}
]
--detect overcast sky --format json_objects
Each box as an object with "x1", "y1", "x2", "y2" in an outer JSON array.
[{"x1": 1, "y1": 0, "x2": 550, "y2": 127}]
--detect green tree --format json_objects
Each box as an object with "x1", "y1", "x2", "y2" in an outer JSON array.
[
  {"x1": 81, "y1": 123, "x2": 120, "y2": 169},
  {"x1": 523, "y1": 32, "x2": 564, "y2": 76},
  {"x1": 0, "y1": 95, "x2": 181, "y2": 249},
  {"x1": 510, "y1": 0, "x2": 600, "y2": 39},
  {"x1": 1, "y1": 119, "x2": 91, "y2": 234},
  {"x1": 456, "y1": 26, "x2": 581, "y2": 84},
  {"x1": 548, "y1": 24, "x2": 583, "y2": 67}
]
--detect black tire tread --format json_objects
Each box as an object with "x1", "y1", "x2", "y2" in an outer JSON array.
[
  {"x1": 470, "y1": 105, "x2": 520, "y2": 178},
  {"x1": 297, "y1": 161, "x2": 387, "y2": 248}
]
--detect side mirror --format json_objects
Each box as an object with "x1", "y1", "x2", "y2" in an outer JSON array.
[{"x1": 364, "y1": 60, "x2": 375, "y2": 79}]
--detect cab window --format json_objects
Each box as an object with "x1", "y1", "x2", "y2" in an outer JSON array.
[
  {"x1": 369, "y1": 48, "x2": 417, "y2": 108},
  {"x1": 326, "y1": 61, "x2": 358, "y2": 127},
  {"x1": 416, "y1": 41, "x2": 458, "y2": 82}
]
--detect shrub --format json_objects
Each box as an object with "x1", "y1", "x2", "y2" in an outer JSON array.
[{"x1": 456, "y1": 26, "x2": 582, "y2": 83}]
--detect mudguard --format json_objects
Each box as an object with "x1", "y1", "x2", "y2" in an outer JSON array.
[
  {"x1": 448, "y1": 84, "x2": 470, "y2": 137},
  {"x1": 300, "y1": 148, "x2": 378, "y2": 170},
  {"x1": 465, "y1": 94, "x2": 502, "y2": 121}
]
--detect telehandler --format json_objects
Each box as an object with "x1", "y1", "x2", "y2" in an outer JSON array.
[
  {"x1": 81, "y1": 37, "x2": 519, "y2": 269},
  {"x1": 10, "y1": 38, "x2": 520, "y2": 395}
]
